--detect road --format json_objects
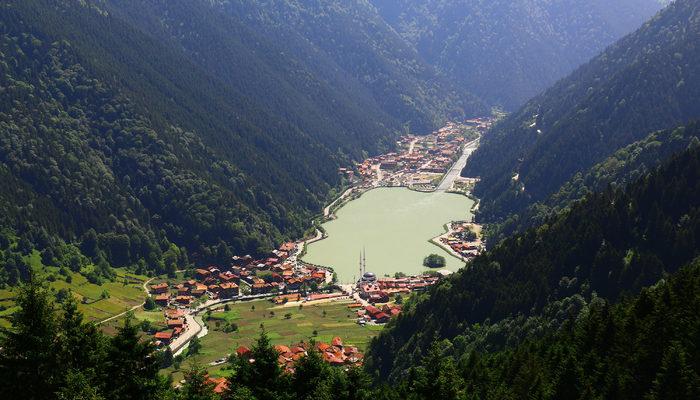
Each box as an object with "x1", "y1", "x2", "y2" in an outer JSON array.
[
  {"x1": 408, "y1": 137, "x2": 418, "y2": 154},
  {"x1": 340, "y1": 284, "x2": 369, "y2": 307},
  {"x1": 324, "y1": 187, "x2": 353, "y2": 218},
  {"x1": 170, "y1": 313, "x2": 203, "y2": 356},
  {"x1": 436, "y1": 138, "x2": 479, "y2": 192}
]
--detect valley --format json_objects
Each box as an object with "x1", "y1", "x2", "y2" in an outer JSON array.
[
  {"x1": 304, "y1": 119, "x2": 490, "y2": 282},
  {"x1": 1, "y1": 1, "x2": 699, "y2": 399}
]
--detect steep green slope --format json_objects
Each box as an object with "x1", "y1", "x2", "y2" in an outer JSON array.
[
  {"x1": 371, "y1": 0, "x2": 662, "y2": 110},
  {"x1": 367, "y1": 139, "x2": 700, "y2": 381},
  {"x1": 377, "y1": 257, "x2": 700, "y2": 400},
  {"x1": 0, "y1": 28, "x2": 278, "y2": 280},
  {"x1": 210, "y1": 0, "x2": 486, "y2": 132},
  {"x1": 463, "y1": 0, "x2": 700, "y2": 224},
  {"x1": 101, "y1": 0, "x2": 405, "y2": 150},
  {"x1": 2, "y1": 0, "x2": 484, "y2": 283},
  {"x1": 489, "y1": 122, "x2": 700, "y2": 242}
]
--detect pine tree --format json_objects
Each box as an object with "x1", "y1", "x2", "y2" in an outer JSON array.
[
  {"x1": 646, "y1": 342, "x2": 699, "y2": 400},
  {"x1": 179, "y1": 365, "x2": 216, "y2": 400},
  {"x1": 103, "y1": 315, "x2": 167, "y2": 400},
  {"x1": 228, "y1": 330, "x2": 289, "y2": 400},
  {"x1": 0, "y1": 278, "x2": 60, "y2": 399}
]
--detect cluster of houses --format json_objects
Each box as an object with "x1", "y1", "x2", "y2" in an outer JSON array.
[
  {"x1": 356, "y1": 271, "x2": 441, "y2": 304},
  {"x1": 234, "y1": 336, "x2": 364, "y2": 374},
  {"x1": 354, "y1": 303, "x2": 402, "y2": 324},
  {"x1": 148, "y1": 241, "x2": 335, "y2": 345},
  {"x1": 152, "y1": 308, "x2": 187, "y2": 346},
  {"x1": 350, "y1": 119, "x2": 491, "y2": 189},
  {"x1": 149, "y1": 242, "x2": 333, "y2": 308},
  {"x1": 438, "y1": 221, "x2": 484, "y2": 260}
]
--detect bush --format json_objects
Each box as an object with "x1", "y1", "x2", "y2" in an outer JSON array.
[
  {"x1": 187, "y1": 336, "x2": 202, "y2": 356},
  {"x1": 144, "y1": 296, "x2": 156, "y2": 310},
  {"x1": 223, "y1": 322, "x2": 238, "y2": 333},
  {"x1": 423, "y1": 254, "x2": 446, "y2": 269}
]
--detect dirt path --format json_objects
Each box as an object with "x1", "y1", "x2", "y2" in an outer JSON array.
[{"x1": 96, "y1": 276, "x2": 155, "y2": 325}]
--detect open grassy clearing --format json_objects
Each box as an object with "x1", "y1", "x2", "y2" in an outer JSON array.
[
  {"x1": 162, "y1": 299, "x2": 383, "y2": 382},
  {"x1": 0, "y1": 254, "x2": 150, "y2": 327}
]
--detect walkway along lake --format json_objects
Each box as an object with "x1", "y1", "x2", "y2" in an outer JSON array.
[{"x1": 302, "y1": 187, "x2": 475, "y2": 283}]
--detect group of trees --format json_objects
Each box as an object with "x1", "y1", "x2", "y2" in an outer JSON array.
[
  {"x1": 0, "y1": 278, "x2": 384, "y2": 399},
  {"x1": 465, "y1": 0, "x2": 700, "y2": 228},
  {"x1": 365, "y1": 258, "x2": 700, "y2": 399},
  {"x1": 488, "y1": 123, "x2": 700, "y2": 243},
  {"x1": 366, "y1": 140, "x2": 700, "y2": 395},
  {"x1": 0, "y1": 280, "x2": 170, "y2": 399},
  {"x1": 422, "y1": 254, "x2": 446, "y2": 269}
]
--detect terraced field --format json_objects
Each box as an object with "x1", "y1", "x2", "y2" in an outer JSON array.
[{"x1": 0, "y1": 251, "x2": 149, "y2": 328}]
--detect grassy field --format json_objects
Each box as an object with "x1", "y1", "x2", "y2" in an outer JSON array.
[
  {"x1": 0, "y1": 252, "x2": 150, "y2": 328},
  {"x1": 162, "y1": 298, "x2": 383, "y2": 382}
]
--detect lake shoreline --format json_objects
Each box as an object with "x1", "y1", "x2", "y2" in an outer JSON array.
[{"x1": 302, "y1": 187, "x2": 475, "y2": 283}]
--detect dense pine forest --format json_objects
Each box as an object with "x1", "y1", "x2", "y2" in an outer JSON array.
[{"x1": 464, "y1": 0, "x2": 700, "y2": 231}]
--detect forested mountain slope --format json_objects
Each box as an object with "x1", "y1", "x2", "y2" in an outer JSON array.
[
  {"x1": 463, "y1": 0, "x2": 700, "y2": 225},
  {"x1": 102, "y1": 0, "x2": 484, "y2": 137},
  {"x1": 373, "y1": 257, "x2": 700, "y2": 399},
  {"x1": 489, "y1": 122, "x2": 700, "y2": 242},
  {"x1": 207, "y1": 0, "x2": 485, "y2": 133},
  {"x1": 371, "y1": 0, "x2": 662, "y2": 110},
  {"x1": 0, "y1": 0, "x2": 482, "y2": 284},
  {"x1": 368, "y1": 137, "x2": 700, "y2": 382}
]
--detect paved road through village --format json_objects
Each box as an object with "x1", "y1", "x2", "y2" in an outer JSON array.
[{"x1": 436, "y1": 138, "x2": 479, "y2": 192}]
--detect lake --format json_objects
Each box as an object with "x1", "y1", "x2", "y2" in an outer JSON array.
[{"x1": 302, "y1": 187, "x2": 474, "y2": 283}]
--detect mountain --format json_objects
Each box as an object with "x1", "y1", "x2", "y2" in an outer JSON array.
[
  {"x1": 464, "y1": 0, "x2": 700, "y2": 227},
  {"x1": 0, "y1": 0, "x2": 487, "y2": 283},
  {"x1": 372, "y1": 256, "x2": 700, "y2": 399},
  {"x1": 489, "y1": 122, "x2": 700, "y2": 242},
  {"x1": 103, "y1": 0, "x2": 486, "y2": 136},
  {"x1": 370, "y1": 0, "x2": 663, "y2": 110},
  {"x1": 367, "y1": 130, "x2": 700, "y2": 386}
]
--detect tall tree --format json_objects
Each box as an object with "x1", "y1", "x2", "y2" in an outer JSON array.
[{"x1": 0, "y1": 279, "x2": 60, "y2": 399}]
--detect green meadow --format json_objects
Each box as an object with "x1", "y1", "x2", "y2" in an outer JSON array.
[
  {"x1": 162, "y1": 299, "x2": 383, "y2": 382},
  {"x1": 0, "y1": 250, "x2": 149, "y2": 328}
]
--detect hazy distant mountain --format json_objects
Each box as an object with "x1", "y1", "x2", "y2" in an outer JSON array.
[
  {"x1": 107, "y1": 0, "x2": 486, "y2": 135},
  {"x1": 464, "y1": 0, "x2": 700, "y2": 225},
  {"x1": 371, "y1": 0, "x2": 663, "y2": 110}
]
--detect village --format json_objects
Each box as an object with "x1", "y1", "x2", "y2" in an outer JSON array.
[
  {"x1": 341, "y1": 118, "x2": 492, "y2": 191},
  {"x1": 432, "y1": 221, "x2": 485, "y2": 262},
  {"x1": 146, "y1": 239, "x2": 442, "y2": 367},
  {"x1": 144, "y1": 119, "x2": 492, "y2": 376}
]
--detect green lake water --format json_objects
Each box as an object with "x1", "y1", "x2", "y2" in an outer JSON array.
[{"x1": 303, "y1": 187, "x2": 474, "y2": 283}]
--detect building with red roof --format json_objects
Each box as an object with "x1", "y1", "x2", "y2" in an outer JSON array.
[
  {"x1": 149, "y1": 283, "x2": 169, "y2": 294},
  {"x1": 195, "y1": 269, "x2": 211, "y2": 280},
  {"x1": 154, "y1": 294, "x2": 169, "y2": 306},
  {"x1": 154, "y1": 330, "x2": 173, "y2": 343},
  {"x1": 206, "y1": 377, "x2": 229, "y2": 394},
  {"x1": 236, "y1": 346, "x2": 251, "y2": 357},
  {"x1": 274, "y1": 345, "x2": 291, "y2": 354}
]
